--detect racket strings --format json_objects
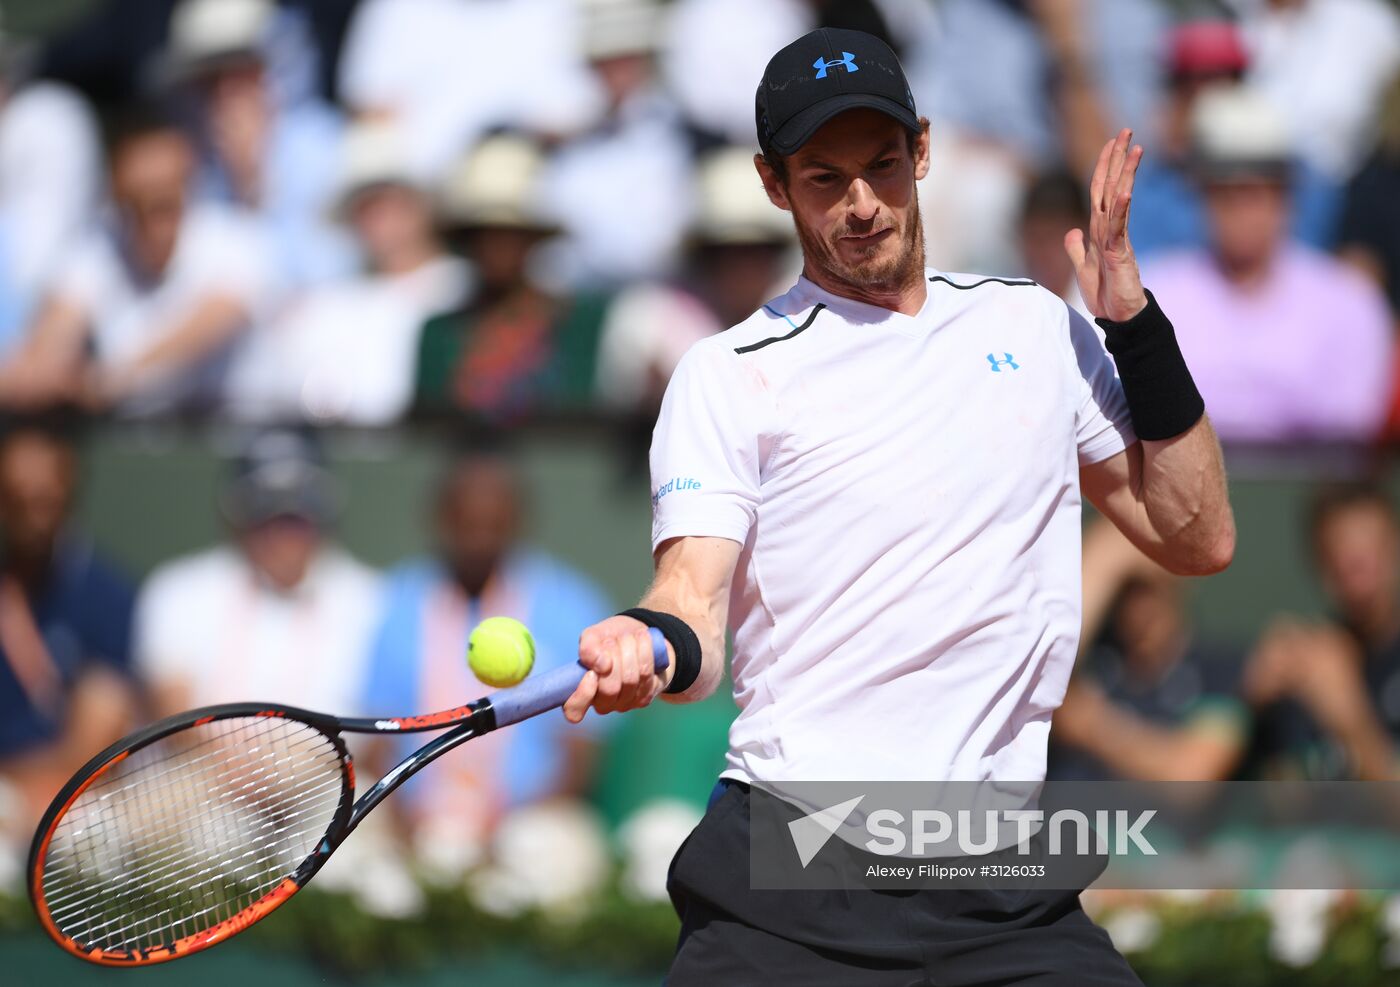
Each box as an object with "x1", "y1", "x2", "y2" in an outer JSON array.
[{"x1": 39, "y1": 715, "x2": 345, "y2": 956}]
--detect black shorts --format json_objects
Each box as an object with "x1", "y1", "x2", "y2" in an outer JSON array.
[{"x1": 665, "y1": 781, "x2": 1145, "y2": 987}]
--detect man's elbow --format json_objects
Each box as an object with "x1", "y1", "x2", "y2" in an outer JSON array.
[{"x1": 1165, "y1": 517, "x2": 1236, "y2": 577}]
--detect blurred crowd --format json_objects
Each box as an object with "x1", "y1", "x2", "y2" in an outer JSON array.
[
  {"x1": 2, "y1": 0, "x2": 1400, "y2": 905},
  {"x1": 0, "y1": 0, "x2": 1391, "y2": 440}
]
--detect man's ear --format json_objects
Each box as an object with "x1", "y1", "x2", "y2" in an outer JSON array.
[
  {"x1": 912, "y1": 118, "x2": 932, "y2": 183},
  {"x1": 754, "y1": 154, "x2": 791, "y2": 212}
]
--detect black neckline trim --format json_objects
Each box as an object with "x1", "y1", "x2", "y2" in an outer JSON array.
[
  {"x1": 733, "y1": 304, "x2": 827, "y2": 355},
  {"x1": 929, "y1": 275, "x2": 1037, "y2": 290}
]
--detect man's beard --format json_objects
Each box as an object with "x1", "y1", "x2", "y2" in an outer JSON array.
[{"x1": 793, "y1": 196, "x2": 926, "y2": 296}]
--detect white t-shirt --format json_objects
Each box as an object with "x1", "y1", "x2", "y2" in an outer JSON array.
[
  {"x1": 54, "y1": 204, "x2": 274, "y2": 413},
  {"x1": 594, "y1": 282, "x2": 720, "y2": 410},
  {"x1": 662, "y1": 0, "x2": 811, "y2": 144},
  {"x1": 650, "y1": 270, "x2": 1135, "y2": 785},
  {"x1": 1235, "y1": 0, "x2": 1400, "y2": 179},
  {"x1": 0, "y1": 82, "x2": 101, "y2": 301},
  {"x1": 540, "y1": 89, "x2": 694, "y2": 288},
  {"x1": 338, "y1": 0, "x2": 596, "y2": 178},
  {"x1": 227, "y1": 255, "x2": 468, "y2": 425},
  {"x1": 134, "y1": 545, "x2": 384, "y2": 716}
]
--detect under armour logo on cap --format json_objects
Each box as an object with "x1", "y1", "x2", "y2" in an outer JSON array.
[
  {"x1": 756, "y1": 28, "x2": 920, "y2": 159},
  {"x1": 813, "y1": 52, "x2": 858, "y2": 79}
]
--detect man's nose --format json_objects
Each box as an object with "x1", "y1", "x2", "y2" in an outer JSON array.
[{"x1": 847, "y1": 179, "x2": 880, "y2": 222}]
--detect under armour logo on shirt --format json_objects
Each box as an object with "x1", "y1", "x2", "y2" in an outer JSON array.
[
  {"x1": 813, "y1": 52, "x2": 858, "y2": 79},
  {"x1": 987, "y1": 353, "x2": 1020, "y2": 373}
]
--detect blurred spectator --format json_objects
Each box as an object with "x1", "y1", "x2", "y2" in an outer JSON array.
[
  {"x1": 1050, "y1": 521, "x2": 1248, "y2": 782},
  {"x1": 1130, "y1": 19, "x2": 1340, "y2": 260},
  {"x1": 164, "y1": 0, "x2": 354, "y2": 286},
  {"x1": 0, "y1": 105, "x2": 275, "y2": 416},
  {"x1": 1244, "y1": 483, "x2": 1400, "y2": 781},
  {"x1": 0, "y1": 25, "x2": 101, "y2": 354},
  {"x1": 541, "y1": 0, "x2": 692, "y2": 287},
  {"x1": 1337, "y1": 74, "x2": 1400, "y2": 314},
  {"x1": 39, "y1": 0, "x2": 353, "y2": 111},
  {"x1": 1015, "y1": 170, "x2": 1091, "y2": 318},
  {"x1": 1228, "y1": 0, "x2": 1400, "y2": 183},
  {"x1": 661, "y1": 0, "x2": 809, "y2": 146},
  {"x1": 1143, "y1": 86, "x2": 1393, "y2": 443},
  {"x1": 230, "y1": 121, "x2": 468, "y2": 424},
  {"x1": 1329, "y1": 72, "x2": 1400, "y2": 441},
  {"x1": 917, "y1": 0, "x2": 1165, "y2": 273},
  {"x1": 415, "y1": 135, "x2": 606, "y2": 421},
  {"x1": 0, "y1": 416, "x2": 137, "y2": 829},
  {"x1": 134, "y1": 429, "x2": 382, "y2": 716},
  {"x1": 35, "y1": 0, "x2": 178, "y2": 108},
  {"x1": 361, "y1": 438, "x2": 612, "y2": 870},
  {"x1": 594, "y1": 146, "x2": 794, "y2": 426},
  {"x1": 337, "y1": 0, "x2": 593, "y2": 179},
  {"x1": 660, "y1": 0, "x2": 924, "y2": 147}
]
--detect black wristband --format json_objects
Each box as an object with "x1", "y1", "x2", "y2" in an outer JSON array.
[
  {"x1": 1096, "y1": 290, "x2": 1205, "y2": 442},
  {"x1": 619, "y1": 608, "x2": 703, "y2": 694}
]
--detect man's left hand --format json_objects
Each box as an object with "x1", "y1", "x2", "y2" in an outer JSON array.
[{"x1": 1066, "y1": 128, "x2": 1149, "y2": 323}]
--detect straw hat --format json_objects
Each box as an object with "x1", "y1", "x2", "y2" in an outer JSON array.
[
  {"x1": 579, "y1": 0, "x2": 663, "y2": 61},
  {"x1": 1190, "y1": 85, "x2": 1293, "y2": 184},
  {"x1": 690, "y1": 146, "x2": 793, "y2": 247},
  {"x1": 167, "y1": 0, "x2": 273, "y2": 76},
  {"x1": 438, "y1": 134, "x2": 559, "y2": 233},
  {"x1": 334, "y1": 120, "x2": 421, "y2": 213}
]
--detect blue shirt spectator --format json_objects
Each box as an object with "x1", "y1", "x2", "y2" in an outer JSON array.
[
  {"x1": 363, "y1": 550, "x2": 612, "y2": 811},
  {"x1": 0, "y1": 418, "x2": 138, "y2": 838},
  {"x1": 359, "y1": 443, "x2": 612, "y2": 866},
  {"x1": 1131, "y1": 158, "x2": 1341, "y2": 259},
  {"x1": 0, "y1": 539, "x2": 134, "y2": 759},
  {"x1": 920, "y1": 0, "x2": 1167, "y2": 167},
  {"x1": 168, "y1": 0, "x2": 356, "y2": 288},
  {"x1": 1128, "y1": 19, "x2": 1342, "y2": 260}
]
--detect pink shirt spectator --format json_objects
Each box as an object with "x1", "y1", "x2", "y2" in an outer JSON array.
[{"x1": 1143, "y1": 245, "x2": 1394, "y2": 443}]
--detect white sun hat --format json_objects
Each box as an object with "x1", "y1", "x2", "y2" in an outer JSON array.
[
  {"x1": 437, "y1": 134, "x2": 559, "y2": 232},
  {"x1": 1190, "y1": 83, "x2": 1294, "y2": 183},
  {"x1": 690, "y1": 145, "x2": 794, "y2": 247},
  {"x1": 333, "y1": 119, "x2": 423, "y2": 214},
  {"x1": 167, "y1": 0, "x2": 274, "y2": 75},
  {"x1": 579, "y1": 0, "x2": 664, "y2": 61}
]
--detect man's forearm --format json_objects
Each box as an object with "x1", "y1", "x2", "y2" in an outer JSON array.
[
  {"x1": 1073, "y1": 703, "x2": 1239, "y2": 782},
  {"x1": 1138, "y1": 415, "x2": 1234, "y2": 574},
  {"x1": 638, "y1": 583, "x2": 726, "y2": 704},
  {"x1": 631, "y1": 535, "x2": 740, "y2": 705},
  {"x1": 122, "y1": 295, "x2": 249, "y2": 383},
  {"x1": 1330, "y1": 709, "x2": 1399, "y2": 782}
]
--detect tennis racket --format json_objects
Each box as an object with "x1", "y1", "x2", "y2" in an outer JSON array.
[{"x1": 29, "y1": 628, "x2": 669, "y2": 967}]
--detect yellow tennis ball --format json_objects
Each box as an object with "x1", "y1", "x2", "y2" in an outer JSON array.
[{"x1": 468, "y1": 616, "x2": 536, "y2": 687}]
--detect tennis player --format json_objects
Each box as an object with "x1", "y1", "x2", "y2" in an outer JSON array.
[{"x1": 564, "y1": 28, "x2": 1234, "y2": 985}]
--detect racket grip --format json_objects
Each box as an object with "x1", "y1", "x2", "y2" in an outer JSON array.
[{"x1": 490, "y1": 627, "x2": 670, "y2": 728}]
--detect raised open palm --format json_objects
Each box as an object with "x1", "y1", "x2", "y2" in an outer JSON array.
[{"x1": 1065, "y1": 128, "x2": 1150, "y2": 323}]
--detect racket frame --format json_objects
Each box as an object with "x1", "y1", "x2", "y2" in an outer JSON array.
[
  {"x1": 29, "y1": 630, "x2": 668, "y2": 967},
  {"x1": 29, "y1": 703, "x2": 357, "y2": 966}
]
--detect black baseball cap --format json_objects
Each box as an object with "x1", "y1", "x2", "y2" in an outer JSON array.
[
  {"x1": 220, "y1": 429, "x2": 340, "y2": 530},
  {"x1": 756, "y1": 28, "x2": 920, "y2": 160}
]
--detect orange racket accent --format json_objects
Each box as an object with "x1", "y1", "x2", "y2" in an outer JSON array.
[
  {"x1": 388, "y1": 703, "x2": 475, "y2": 730},
  {"x1": 31, "y1": 712, "x2": 346, "y2": 967},
  {"x1": 45, "y1": 877, "x2": 301, "y2": 967},
  {"x1": 31, "y1": 749, "x2": 129, "y2": 957}
]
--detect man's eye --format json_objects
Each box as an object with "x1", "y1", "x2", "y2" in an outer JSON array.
[
  {"x1": 810, "y1": 173, "x2": 839, "y2": 186},
  {"x1": 872, "y1": 158, "x2": 898, "y2": 172}
]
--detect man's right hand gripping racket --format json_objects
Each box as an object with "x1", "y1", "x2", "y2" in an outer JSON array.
[{"x1": 28, "y1": 628, "x2": 671, "y2": 966}]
